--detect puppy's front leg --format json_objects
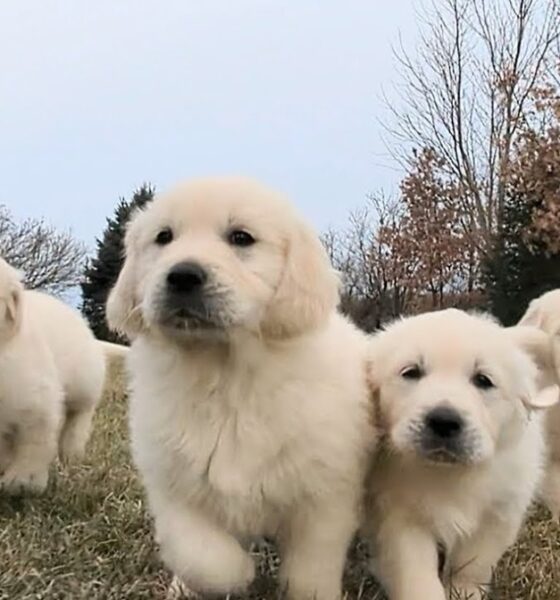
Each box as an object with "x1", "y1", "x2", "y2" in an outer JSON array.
[
  {"x1": 1, "y1": 407, "x2": 59, "y2": 494},
  {"x1": 449, "y1": 512, "x2": 522, "y2": 600},
  {"x1": 279, "y1": 498, "x2": 357, "y2": 600},
  {"x1": 151, "y1": 492, "x2": 255, "y2": 595},
  {"x1": 373, "y1": 519, "x2": 446, "y2": 600}
]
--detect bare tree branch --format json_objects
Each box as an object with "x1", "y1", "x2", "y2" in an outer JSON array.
[
  {"x1": 0, "y1": 205, "x2": 87, "y2": 296},
  {"x1": 384, "y1": 0, "x2": 560, "y2": 252}
]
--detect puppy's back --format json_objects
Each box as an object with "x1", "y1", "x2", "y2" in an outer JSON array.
[{"x1": 25, "y1": 291, "x2": 106, "y2": 401}]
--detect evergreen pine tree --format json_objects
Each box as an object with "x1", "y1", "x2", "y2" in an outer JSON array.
[
  {"x1": 484, "y1": 192, "x2": 560, "y2": 326},
  {"x1": 81, "y1": 185, "x2": 154, "y2": 341}
]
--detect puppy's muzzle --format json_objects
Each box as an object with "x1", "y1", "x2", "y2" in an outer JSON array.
[
  {"x1": 163, "y1": 261, "x2": 215, "y2": 327},
  {"x1": 419, "y1": 405, "x2": 468, "y2": 464},
  {"x1": 167, "y1": 261, "x2": 207, "y2": 295}
]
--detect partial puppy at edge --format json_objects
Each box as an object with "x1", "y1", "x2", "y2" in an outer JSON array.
[
  {"x1": 0, "y1": 257, "x2": 106, "y2": 494},
  {"x1": 517, "y1": 289, "x2": 560, "y2": 518}
]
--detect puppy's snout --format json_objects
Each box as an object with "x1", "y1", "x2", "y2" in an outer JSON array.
[
  {"x1": 425, "y1": 406, "x2": 463, "y2": 440},
  {"x1": 166, "y1": 262, "x2": 207, "y2": 295}
]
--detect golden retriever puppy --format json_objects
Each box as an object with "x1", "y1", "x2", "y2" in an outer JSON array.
[
  {"x1": 518, "y1": 289, "x2": 560, "y2": 518},
  {"x1": 364, "y1": 309, "x2": 558, "y2": 600},
  {"x1": 0, "y1": 257, "x2": 106, "y2": 493},
  {"x1": 106, "y1": 177, "x2": 373, "y2": 600}
]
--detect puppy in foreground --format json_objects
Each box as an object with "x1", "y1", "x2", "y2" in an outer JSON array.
[
  {"x1": 518, "y1": 289, "x2": 560, "y2": 518},
  {"x1": 0, "y1": 258, "x2": 106, "y2": 493},
  {"x1": 364, "y1": 309, "x2": 558, "y2": 600},
  {"x1": 107, "y1": 177, "x2": 373, "y2": 599}
]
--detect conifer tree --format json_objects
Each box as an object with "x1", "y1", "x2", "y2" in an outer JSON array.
[{"x1": 81, "y1": 185, "x2": 154, "y2": 341}]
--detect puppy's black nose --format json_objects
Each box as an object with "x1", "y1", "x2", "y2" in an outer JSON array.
[
  {"x1": 425, "y1": 406, "x2": 463, "y2": 439},
  {"x1": 166, "y1": 262, "x2": 207, "y2": 294}
]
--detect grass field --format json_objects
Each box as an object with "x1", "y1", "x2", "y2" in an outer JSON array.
[{"x1": 1, "y1": 357, "x2": 559, "y2": 599}]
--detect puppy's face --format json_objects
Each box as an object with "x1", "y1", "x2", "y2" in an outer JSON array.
[
  {"x1": 0, "y1": 257, "x2": 23, "y2": 342},
  {"x1": 107, "y1": 178, "x2": 339, "y2": 342},
  {"x1": 368, "y1": 309, "x2": 558, "y2": 466}
]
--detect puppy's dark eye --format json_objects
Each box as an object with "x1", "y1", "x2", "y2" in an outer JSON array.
[
  {"x1": 472, "y1": 373, "x2": 495, "y2": 390},
  {"x1": 401, "y1": 365, "x2": 424, "y2": 380},
  {"x1": 155, "y1": 228, "x2": 173, "y2": 246},
  {"x1": 228, "y1": 230, "x2": 255, "y2": 247}
]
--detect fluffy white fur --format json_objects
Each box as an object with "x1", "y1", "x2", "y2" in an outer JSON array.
[
  {"x1": 518, "y1": 289, "x2": 560, "y2": 518},
  {"x1": 97, "y1": 340, "x2": 129, "y2": 360},
  {"x1": 0, "y1": 257, "x2": 106, "y2": 493},
  {"x1": 106, "y1": 177, "x2": 374, "y2": 599},
  {"x1": 364, "y1": 309, "x2": 558, "y2": 600}
]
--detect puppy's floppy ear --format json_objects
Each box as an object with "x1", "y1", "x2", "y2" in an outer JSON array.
[
  {"x1": 262, "y1": 221, "x2": 340, "y2": 339},
  {"x1": 365, "y1": 345, "x2": 390, "y2": 436},
  {"x1": 0, "y1": 263, "x2": 24, "y2": 339},
  {"x1": 507, "y1": 325, "x2": 560, "y2": 409},
  {"x1": 6, "y1": 287, "x2": 21, "y2": 326},
  {"x1": 5, "y1": 281, "x2": 23, "y2": 336},
  {"x1": 106, "y1": 213, "x2": 145, "y2": 340},
  {"x1": 518, "y1": 299, "x2": 544, "y2": 328},
  {"x1": 365, "y1": 347, "x2": 380, "y2": 393},
  {"x1": 525, "y1": 386, "x2": 559, "y2": 409},
  {"x1": 520, "y1": 293, "x2": 560, "y2": 385},
  {"x1": 508, "y1": 325, "x2": 555, "y2": 377}
]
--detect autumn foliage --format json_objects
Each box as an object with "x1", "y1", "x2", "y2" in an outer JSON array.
[{"x1": 326, "y1": 0, "x2": 560, "y2": 329}]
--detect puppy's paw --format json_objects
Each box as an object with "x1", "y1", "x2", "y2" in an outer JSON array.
[
  {"x1": 448, "y1": 583, "x2": 484, "y2": 600},
  {"x1": 59, "y1": 428, "x2": 89, "y2": 464},
  {"x1": 59, "y1": 442, "x2": 86, "y2": 464},
  {"x1": 189, "y1": 553, "x2": 255, "y2": 595},
  {"x1": 163, "y1": 542, "x2": 255, "y2": 595},
  {"x1": 0, "y1": 467, "x2": 49, "y2": 495},
  {"x1": 165, "y1": 576, "x2": 202, "y2": 600}
]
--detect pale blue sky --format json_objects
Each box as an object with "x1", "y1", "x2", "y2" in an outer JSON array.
[{"x1": 1, "y1": 1, "x2": 418, "y2": 249}]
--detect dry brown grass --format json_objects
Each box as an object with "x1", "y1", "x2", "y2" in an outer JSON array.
[{"x1": 0, "y1": 357, "x2": 558, "y2": 599}]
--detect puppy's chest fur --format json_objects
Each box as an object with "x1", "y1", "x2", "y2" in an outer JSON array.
[
  {"x1": 130, "y1": 342, "x2": 350, "y2": 535},
  {"x1": 368, "y1": 425, "x2": 543, "y2": 554},
  {"x1": 369, "y1": 459, "x2": 488, "y2": 546}
]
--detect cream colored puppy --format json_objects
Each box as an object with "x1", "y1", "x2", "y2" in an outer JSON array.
[
  {"x1": 0, "y1": 258, "x2": 106, "y2": 493},
  {"x1": 365, "y1": 309, "x2": 558, "y2": 600},
  {"x1": 518, "y1": 289, "x2": 560, "y2": 518},
  {"x1": 106, "y1": 177, "x2": 373, "y2": 599}
]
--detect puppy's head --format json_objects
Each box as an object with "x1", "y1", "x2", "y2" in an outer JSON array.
[
  {"x1": 0, "y1": 257, "x2": 24, "y2": 342},
  {"x1": 107, "y1": 177, "x2": 339, "y2": 342},
  {"x1": 367, "y1": 309, "x2": 558, "y2": 467},
  {"x1": 517, "y1": 290, "x2": 560, "y2": 387}
]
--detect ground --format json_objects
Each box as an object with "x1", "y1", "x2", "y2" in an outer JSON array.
[{"x1": 1, "y1": 358, "x2": 559, "y2": 600}]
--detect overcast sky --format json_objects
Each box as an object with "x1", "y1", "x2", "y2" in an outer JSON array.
[{"x1": 1, "y1": 1, "x2": 419, "y2": 250}]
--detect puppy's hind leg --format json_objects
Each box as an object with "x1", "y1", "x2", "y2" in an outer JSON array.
[{"x1": 59, "y1": 402, "x2": 96, "y2": 463}]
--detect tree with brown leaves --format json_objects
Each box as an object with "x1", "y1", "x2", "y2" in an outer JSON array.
[{"x1": 385, "y1": 0, "x2": 560, "y2": 251}]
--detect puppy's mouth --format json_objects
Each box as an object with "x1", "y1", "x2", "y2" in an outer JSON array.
[
  {"x1": 408, "y1": 406, "x2": 480, "y2": 466},
  {"x1": 160, "y1": 304, "x2": 225, "y2": 331},
  {"x1": 417, "y1": 440, "x2": 470, "y2": 465},
  {"x1": 150, "y1": 262, "x2": 240, "y2": 337}
]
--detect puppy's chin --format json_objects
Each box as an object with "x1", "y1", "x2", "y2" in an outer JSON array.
[
  {"x1": 157, "y1": 311, "x2": 232, "y2": 344},
  {"x1": 391, "y1": 426, "x2": 490, "y2": 468},
  {"x1": 415, "y1": 443, "x2": 479, "y2": 467},
  {"x1": 140, "y1": 304, "x2": 226, "y2": 344}
]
